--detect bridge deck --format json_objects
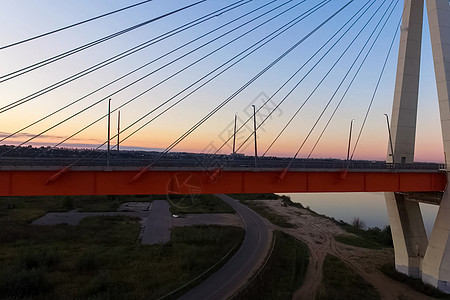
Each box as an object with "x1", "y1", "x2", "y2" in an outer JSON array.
[{"x1": 0, "y1": 168, "x2": 446, "y2": 196}]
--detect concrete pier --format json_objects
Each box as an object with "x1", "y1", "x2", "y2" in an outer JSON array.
[
  {"x1": 386, "y1": 0, "x2": 450, "y2": 291},
  {"x1": 422, "y1": 190, "x2": 450, "y2": 292},
  {"x1": 385, "y1": 0, "x2": 428, "y2": 279},
  {"x1": 421, "y1": 0, "x2": 450, "y2": 292},
  {"x1": 386, "y1": 193, "x2": 428, "y2": 278}
]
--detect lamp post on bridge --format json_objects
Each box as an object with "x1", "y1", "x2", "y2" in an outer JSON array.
[
  {"x1": 117, "y1": 110, "x2": 120, "y2": 154},
  {"x1": 232, "y1": 113, "x2": 237, "y2": 158},
  {"x1": 384, "y1": 113, "x2": 395, "y2": 165},
  {"x1": 107, "y1": 98, "x2": 111, "y2": 167},
  {"x1": 252, "y1": 105, "x2": 258, "y2": 167},
  {"x1": 347, "y1": 119, "x2": 354, "y2": 161}
]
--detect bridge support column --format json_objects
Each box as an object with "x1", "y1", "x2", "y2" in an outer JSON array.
[
  {"x1": 385, "y1": 192, "x2": 428, "y2": 277},
  {"x1": 385, "y1": 0, "x2": 426, "y2": 278},
  {"x1": 422, "y1": 0, "x2": 450, "y2": 292},
  {"x1": 422, "y1": 186, "x2": 450, "y2": 293}
]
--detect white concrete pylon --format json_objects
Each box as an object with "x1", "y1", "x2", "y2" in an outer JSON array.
[
  {"x1": 421, "y1": 0, "x2": 450, "y2": 292},
  {"x1": 386, "y1": 192, "x2": 428, "y2": 277},
  {"x1": 386, "y1": 0, "x2": 450, "y2": 292},
  {"x1": 385, "y1": 0, "x2": 428, "y2": 279},
  {"x1": 388, "y1": 0, "x2": 424, "y2": 165}
]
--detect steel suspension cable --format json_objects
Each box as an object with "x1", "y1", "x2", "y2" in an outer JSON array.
[
  {"x1": 0, "y1": 0, "x2": 251, "y2": 115},
  {"x1": 0, "y1": 0, "x2": 154, "y2": 51},
  {"x1": 285, "y1": 0, "x2": 398, "y2": 169},
  {"x1": 4, "y1": 0, "x2": 300, "y2": 150},
  {"x1": 294, "y1": 0, "x2": 398, "y2": 161},
  {"x1": 0, "y1": 0, "x2": 258, "y2": 143},
  {"x1": 207, "y1": 0, "x2": 375, "y2": 159},
  {"x1": 307, "y1": 0, "x2": 402, "y2": 159},
  {"x1": 230, "y1": 0, "x2": 387, "y2": 164},
  {"x1": 135, "y1": 0, "x2": 353, "y2": 172},
  {"x1": 27, "y1": 0, "x2": 314, "y2": 159},
  {"x1": 0, "y1": 0, "x2": 207, "y2": 84},
  {"x1": 45, "y1": 0, "x2": 335, "y2": 169},
  {"x1": 348, "y1": 7, "x2": 402, "y2": 163},
  {"x1": 261, "y1": 0, "x2": 392, "y2": 159},
  {"x1": 1, "y1": 0, "x2": 284, "y2": 156},
  {"x1": 114, "y1": 0, "x2": 327, "y2": 148}
]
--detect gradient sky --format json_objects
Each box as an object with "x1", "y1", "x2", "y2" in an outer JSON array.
[{"x1": 0, "y1": 0, "x2": 444, "y2": 162}]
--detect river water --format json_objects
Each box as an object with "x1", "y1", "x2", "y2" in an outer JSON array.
[{"x1": 285, "y1": 192, "x2": 439, "y2": 237}]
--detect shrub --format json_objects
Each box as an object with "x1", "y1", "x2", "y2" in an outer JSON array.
[
  {"x1": 280, "y1": 195, "x2": 304, "y2": 209},
  {"x1": 16, "y1": 248, "x2": 60, "y2": 270},
  {"x1": 351, "y1": 217, "x2": 366, "y2": 230},
  {"x1": 380, "y1": 264, "x2": 449, "y2": 298},
  {"x1": 341, "y1": 224, "x2": 393, "y2": 248},
  {"x1": 62, "y1": 197, "x2": 75, "y2": 210},
  {"x1": 80, "y1": 272, "x2": 130, "y2": 299},
  {"x1": 317, "y1": 255, "x2": 380, "y2": 300},
  {"x1": 76, "y1": 251, "x2": 102, "y2": 273},
  {"x1": 0, "y1": 265, "x2": 50, "y2": 298}
]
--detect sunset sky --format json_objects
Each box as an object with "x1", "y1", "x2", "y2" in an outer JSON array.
[{"x1": 0, "y1": 0, "x2": 444, "y2": 162}]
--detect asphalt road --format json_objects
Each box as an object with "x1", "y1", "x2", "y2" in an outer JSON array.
[
  {"x1": 141, "y1": 200, "x2": 172, "y2": 245},
  {"x1": 178, "y1": 194, "x2": 270, "y2": 300}
]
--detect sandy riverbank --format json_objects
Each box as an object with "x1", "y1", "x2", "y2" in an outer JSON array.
[{"x1": 256, "y1": 199, "x2": 433, "y2": 300}]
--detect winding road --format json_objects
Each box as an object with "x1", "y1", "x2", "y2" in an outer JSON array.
[{"x1": 178, "y1": 194, "x2": 271, "y2": 300}]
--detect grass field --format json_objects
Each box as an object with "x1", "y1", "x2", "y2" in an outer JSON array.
[
  {"x1": 0, "y1": 195, "x2": 244, "y2": 299},
  {"x1": 167, "y1": 194, "x2": 235, "y2": 214},
  {"x1": 228, "y1": 193, "x2": 279, "y2": 200},
  {"x1": 316, "y1": 254, "x2": 380, "y2": 300},
  {"x1": 334, "y1": 234, "x2": 382, "y2": 250},
  {"x1": 0, "y1": 194, "x2": 155, "y2": 219},
  {"x1": 0, "y1": 193, "x2": 234, "y2": 217},
  {"x1": 237, "y1": 231, "x2": 310, "y2": 299},
  {"x1": 335, "y1": 224, "x2": 393, "y2": 250},
  {"x1": 380, "y1": 264, "x2": 450, "y2": 299},
  {"x1": 239, "y1": 200, "x2": 296, "y2": 228}
]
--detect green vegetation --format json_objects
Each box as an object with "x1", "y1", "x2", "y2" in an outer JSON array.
[
  {"x1": 0, "y1": 194, "x2": 234, "y2": 217},
  {"x1": 0, "y1": 195, "x2": 244, "y2": 299},
  {"x1": 240, "y1": 200, "x2": 296, "y2": 228},
  {"x1": 316, "y1": 254, "x2": 380, "y2": 300},
  {"x1": 334, "y1": 234, "x2": 381, "y2": 250},
  {"x1": 70, "y1": 194, "x2": 235, "y2": 214},
  {"x1": 0, "y1": 195, "x2": 154, "y2": 218},
  {"x1": 380, "y1": 264, "x2": 450, "y2": 299},
  {"x1": 0, "y1": 216, "x2": 244, "y2": 299},
  {"x1": 230, "y1": 193, "x2": 296, "y2": 228},
  {"x1": 338, "y1": 223, "x2": 393, "y2": 249},
  {"x1": 228, "y1": 193, "x2": 279, "y2": 200},
  {"x1": 237, "y1": 231, "x2": 310, "y2": 299},
  {"x1": 167, "y1": 194, "x2": 235, "y2": 214},
  {"x1": 0, "y1": 196, "x2": 65, "y2": 225},
  {"x1": 72, "y1": 194, "x2": 153, "y2": 212},
  {"x1": 279, "y1": 195, "x2": 305, "y2": 209}
]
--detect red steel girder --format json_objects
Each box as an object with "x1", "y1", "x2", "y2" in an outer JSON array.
[{"x1": 0, "y1": 169, "x2": 446, "y2": 196}]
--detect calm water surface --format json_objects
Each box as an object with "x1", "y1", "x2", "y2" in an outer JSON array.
[{"x1": 285, "y1": 192, "x2": 439, "y2": 237}]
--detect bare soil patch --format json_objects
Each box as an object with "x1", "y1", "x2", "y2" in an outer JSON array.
[{"x1": 257, "y1": 199, "x2": 433, "y2": 300}]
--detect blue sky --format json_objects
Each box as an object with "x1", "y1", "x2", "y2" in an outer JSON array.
[{"x1": 0, "y1": 0, "x2": 444, "y2": 162}]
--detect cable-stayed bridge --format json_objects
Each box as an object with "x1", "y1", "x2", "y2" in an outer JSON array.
[{"x1": 0, "y1": 0, "x2": 449, "y2": 292}]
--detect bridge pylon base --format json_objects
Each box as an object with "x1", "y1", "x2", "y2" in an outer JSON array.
[
  {"x1": 422, "y1": 186, "x2": 450, "y2": 293},
  {"x1": 385, "y1": 192, "x2": 428, "y2": 278}
]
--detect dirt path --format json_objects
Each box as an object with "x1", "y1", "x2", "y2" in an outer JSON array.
[{"x1": 258, "y1": 200, "x2": 433, "y2": 300}]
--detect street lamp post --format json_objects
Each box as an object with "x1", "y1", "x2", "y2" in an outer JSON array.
[
  {"x1": 117, "y1": 110, "x2": 121, "y2": 153},
  {"x1": 384, "y1": 113, "x2": 395, "y2": 165},
  {"x1": 252, "y1": 105, "x2": 258, "y2": 167},
  {"x1": 107, "y1": 98, "x2": 111, "y2": 167},
  {"x1": 233, "y1": 113, "x2": 237, "y2": 157},
  {"x1": 347, "y1": 119, "x2": 354, "y2": 161}
]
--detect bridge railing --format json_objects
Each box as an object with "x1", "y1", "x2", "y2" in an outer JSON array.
[{"x1": 0, "y1": 156, "x2": 442, "y2": 171}]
